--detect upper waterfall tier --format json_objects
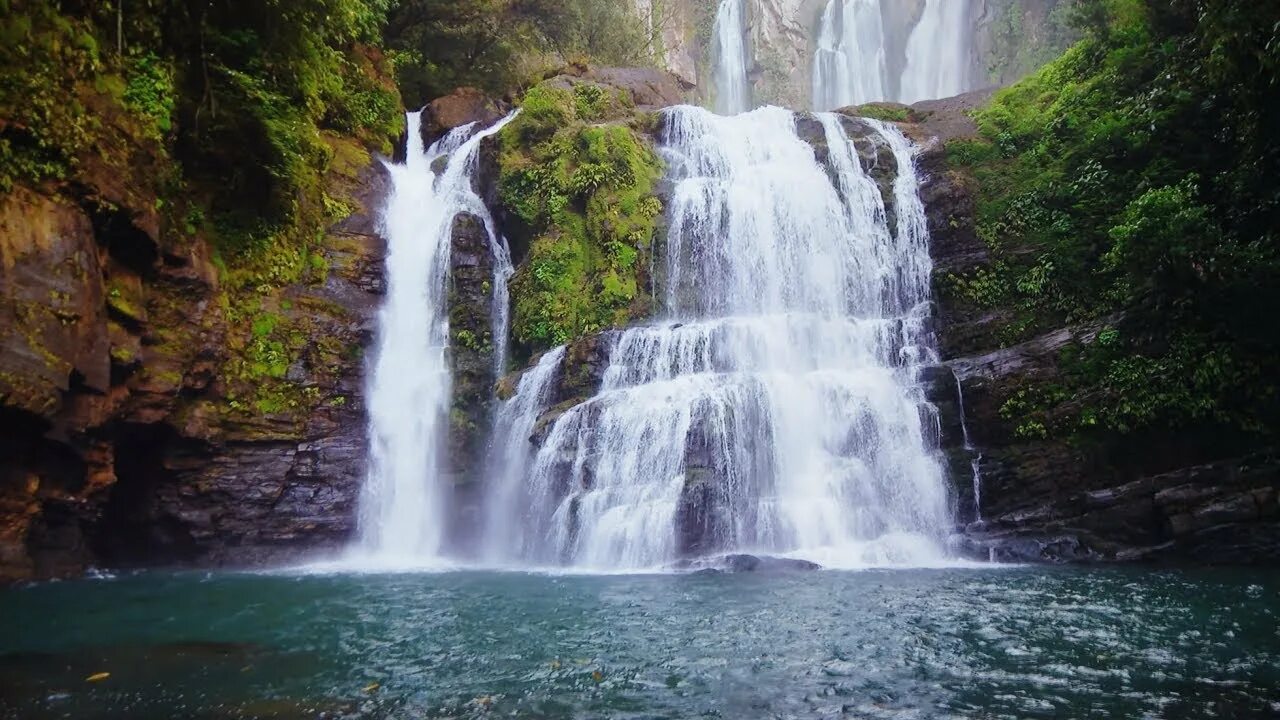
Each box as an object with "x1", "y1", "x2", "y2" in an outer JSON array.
[
  {"x1": 813, "y1": 0, "x2": 976, "y2": 108},
  {"x1": 485, "y1": 106, "x2": 954, "y2": 569},
  {"x1": 712, "y1": 0, "x2": 752, "y2": 114}
]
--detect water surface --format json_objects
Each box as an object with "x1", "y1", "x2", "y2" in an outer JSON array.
[{"x1": 2, "y1": 567, "x2": 1277, "y2": 718}]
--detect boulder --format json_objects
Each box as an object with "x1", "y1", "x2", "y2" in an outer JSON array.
[
  {"x1": 680, "y1": 554, "x2": 823, "y2": 573},
  {"x1": 419, "y1": 87, "x2": 509, "y2": 146}
]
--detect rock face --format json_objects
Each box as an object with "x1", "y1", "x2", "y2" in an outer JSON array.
[
  {"x1": 418, "y1": 87, "x2": 509, "y2": 146},
  {"x1": 542, "y1": 65, "x2": 692, "y2": 112},
  {"x1": 680, "y1": 554, "x2": 823, "y2": 573},
  {"x1": 447, "y1": 212, "x2": 500, "y2": 485},
  {"x1": 972, "y1": 0, "x2": 1075, "y2": 87},
  {"x1": 906, "y1": 94, "x2": 1280, "y2": 565},
  {"x1": 645, "y1": 0, "x2": 1070, "y2": 110},
  {"x1": 954, "y1": 455, "x2": 1280, "y2": 563},
  {"x1": 0, "y1": 149, "x2": 389, "y2": 582}
]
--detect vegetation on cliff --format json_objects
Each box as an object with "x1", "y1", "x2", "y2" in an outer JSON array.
[
  {"x1": 498, "y1": 81, "x2": 664, "y2": 354},
  {"x1": 384, "y1": 0, "x2": 665, "y2": 106},
  {"x1": 942, "y1": 0, "x2": 1279, "y2": 451},
  {"x1": 0, "y1": 0, "x2": 402, "y2": 427}
]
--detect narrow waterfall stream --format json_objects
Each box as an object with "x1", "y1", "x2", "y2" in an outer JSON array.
[
  {"x1": 811, "y1": 0, "x2": 974, "y2": 108},
  {"x1": 711, "y1": 0, "x2": 751, "y2": 114},
  {"x1": 357, "y1": 111, "x2": 515, "y2": 564},
  {"x1": 955, "y1": 374, "x2": 984, "y2": 523},
  {"x1": 489, "y1": 106, "x2": 953, "y2": 570}
]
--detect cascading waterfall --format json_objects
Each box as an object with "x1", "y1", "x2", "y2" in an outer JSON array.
[
  {"x1": 357, "y1": 110, "x2": 516, "y2": 563},
  {"x1": 481, "y1": 346, "x2": 566, "y2": 562},
  {"x1": 711, "y1": 0, "x2": 751, "y2": 115},
  {"x1": 811, "y1": 0, "x2": 973, "y2": 109},
  {"x1": 491, "y1": 106, "x2": 953, "y2": 569}
]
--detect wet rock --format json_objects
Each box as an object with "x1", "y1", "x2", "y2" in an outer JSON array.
[
  {"x1": 550, "y1": 331, "x2": 619, "y2": 407},
  {"x1": 955, "y1": 532, "x2": 1102, "y2": 564},
  {"x1": 1, "y1": 151, "x2": 389, "y2": 581},
  {"x1": 681, "y1": 554, "x2": 822, "y2": 573},
  {"x1": 544, "y1": 66, "x2": 689, "y2": 112},
  {"x1": 419, "y1": 87, "x2": 508, "y2": 146},
  {"x1": 950, "y1": 454, "x2": 1280, "y2": 564},
  {"x1": 448, "y1": 212, "x2": 499, "y2": 481},
  {"x1": 0, "y1": 188, "x2": 110, "y2": 416}
]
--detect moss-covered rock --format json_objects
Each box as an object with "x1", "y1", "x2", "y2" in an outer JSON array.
[{"x1": 497, "y1": 79, "x2": 665, "y2": 354}]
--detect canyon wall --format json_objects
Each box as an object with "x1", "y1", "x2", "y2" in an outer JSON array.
[{"x1": 642, "y1": 0, "x2": 1073, "y2": 109}]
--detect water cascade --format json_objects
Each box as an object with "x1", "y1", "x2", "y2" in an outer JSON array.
[
  {"x1": 899, "y1": 0, "x2": 972, "y2": 104},
  {"x1": 811, "y1": 0, "x2": 889, "y2": 110},
  {"x1": 811, "y1": 0, "x2": 973, "y2": 109},
  {"x1": 481, "y1": 346, "x2": 567, "y2": 562},
  {"x1": 954, "y1": 374, "x2": 983, "y2": 523},
  {"x1": 357, "y1": 111, "x2": 516, "y2": 563},
  {"x1": 491, "y1": 106, "x2": 953, "y2": 569},
  {"x1": 711, "y1": 0, "x2": 752, "y2": 114}
]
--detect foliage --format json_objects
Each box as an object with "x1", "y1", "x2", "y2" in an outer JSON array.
[
  {"x1": 122, "y1": 52, "x2": 175, "y2": 140},
  {"x1": 0, "y1": 0, "x2": 402, "y2": 424},
  {"x1": 385, "y1": 0, "x2": 661, "y2": 106},
  {"x1": 946, "y1": 0, "x2": 1280, "y2": 445},
  {"x1": 984, "y1": 0, "x2": 1079, "y2": 84},
  {"x1": 0, "y1": 2, "x2": 111, "y2": 190},
  {"x1": 0, "y1": 0, "x2": 402, "y2": 255},
  {"x1": 853, "y1": 104, "x2": 913, "y2": 123},
  {"x1": 498, "y1": 81, "x2": 663, "y2": 351}
]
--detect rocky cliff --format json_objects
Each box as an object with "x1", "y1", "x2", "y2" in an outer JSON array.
[
  {"x1": 642, "y1": 0, "x2": 1074, "y2": 109},
  {"x1": 0, "y1": 137, "x2": 390, "y2": 581},
  {"x1": 901, "y1": 92, "x2": 1280, "y2": 564}
]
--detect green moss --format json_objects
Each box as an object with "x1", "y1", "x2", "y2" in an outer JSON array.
[
  {"x1": 498, "y1": 82, "x2": 664, "y2": 350},
  {"x1": 854, "y1": 104, "x2": 913, "y2": 123},
  {"x1": 109, "y1": 345, "x2": 136, "y2": 365}
]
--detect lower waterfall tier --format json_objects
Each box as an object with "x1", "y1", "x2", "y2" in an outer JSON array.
[{"x1": 477, "y1": 106, "x2": 953, "y2": 569}]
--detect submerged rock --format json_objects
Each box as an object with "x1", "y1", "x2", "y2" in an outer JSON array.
[{"x1": 680, "y1": 554, "x2": 823, "y2": 574}]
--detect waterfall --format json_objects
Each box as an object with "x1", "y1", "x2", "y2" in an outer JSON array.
[
  {"x1": 900, "y1": 0, "x2": 972, "y2": 104},
  {"x1": 811, "y1": 0, "x2": 973, "y2": 109},
  {"x1": 712, "y1": 0, "x2": 751, "y2": 115},
  {"x1": 496, "y1": 106, "x2": 953, "y2": 569},
  {"x1": 811, "y1": 0, "x2": 889, "y2": 110},
  {"x1": 357, "y1": 111, "x2": 516, "y2": 563},
  {"x1": 954, "y1": 374, "x2": 984, "y2": 523},
  {"x1": 481, "y1": 346, "x2": 567, "y2": 562}
]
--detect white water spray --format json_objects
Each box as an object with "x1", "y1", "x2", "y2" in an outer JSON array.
[
  {"x1": 481, "y1": 346, "x2": 567, "y2": 562},
  {"x1": 712, "y1": 0, "x2": 752, "y2": 114},
  {"x1": 357, "y1": 111, "x2": 516, "y2": 564}
]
